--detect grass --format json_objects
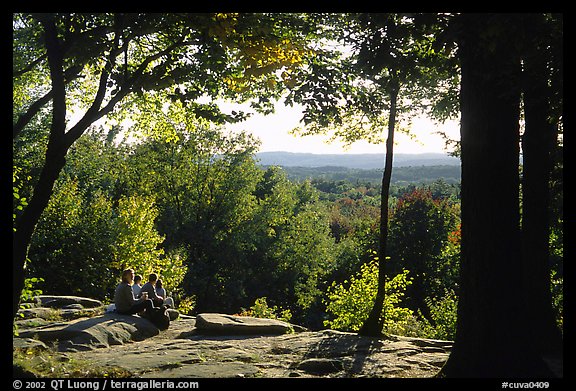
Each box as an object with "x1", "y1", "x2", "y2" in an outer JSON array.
[{"x1": 13, "y1": 347, "x2": 133, "y2": 378}]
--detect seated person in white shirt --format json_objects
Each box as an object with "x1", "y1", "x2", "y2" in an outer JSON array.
[{"x1": 132, "y1": 274, "x2": 143, "y2": 298}]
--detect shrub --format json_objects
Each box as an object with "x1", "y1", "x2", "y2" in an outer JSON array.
[
  {"x1": 418, "y1": 289, "x2": 458, "y2": 340},
  {"x1": 323, "y1": 259, "x2": 414, "y2": 335},
  {"x1": 238, "y1": 297, "x2": 293, "y2": 323}
]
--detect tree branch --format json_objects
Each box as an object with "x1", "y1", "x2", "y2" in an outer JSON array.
[
  {"x1": 39, "y1": 15, "x2": 67, "y2": 141},
  {"x1": 13, "y1": 64, "x2": 83, "y2": 140},
  {"x1": 63, "y1": 30, "x2": 189, "y2": 148},
  {"x1": 13, "y1": 52, "x2": 47, "y2": 78}
]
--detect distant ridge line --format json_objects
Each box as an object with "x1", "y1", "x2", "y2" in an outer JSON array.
[{"x1": 255, "y1": 151, "x2": 460, "y2": 170}]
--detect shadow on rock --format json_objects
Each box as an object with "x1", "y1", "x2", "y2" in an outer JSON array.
[{"x1": 297, "y1": 330, "x2": 386, "y2": 375}]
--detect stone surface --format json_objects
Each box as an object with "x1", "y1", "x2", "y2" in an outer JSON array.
[
  {"x1": 17, "y1": 313, "x2": 160, "y2": 352},
  {"x1": 64, "y1": 317, "x2": 454, "y2": 378},
  {"x1": 14, "y1": 296, "x2": 457, "y2": 378},
  {"x1": 195, "y1": 313, "x2": 296, "y2": 335},
  {"x1": 295, "y1": 358, "x2": 345, "y2": 375},
  {"x1": 34, "y1": 295, "x2": 103, "y2": 309},
  {"x1": 13, "y1": 337, "x2": 49, "y2": 351}
]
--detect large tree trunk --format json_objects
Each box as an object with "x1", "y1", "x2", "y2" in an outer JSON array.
[
  {"x1": 439, "y1": 14, "x2": 553, "y2": 377},
  {"x1": 358, "y1": 81, "x2": 399, "y2": 337},
  {"x1": 13, "y1": 145, "x2": 68, "y2": 319},
  {"x1": 521, "y1": 13, "x2": 563, "y2": 357},
  {"x1": 13, "y1": 16, "x2": 68, "y2": 320}
]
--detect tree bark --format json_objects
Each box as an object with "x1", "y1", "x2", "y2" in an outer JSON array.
[
  {"x1": 13, "y1": 15, "x2": 68, "y2": 320},
  {"x1": 439, "y1": 14, "x2": 553, "y2": 377},
  {"x1": 358, "y1": 80, "x2": 399, "y2": 337},
  {"x1": 521, "y1": 14, "x2": 563, "y2": 357}
]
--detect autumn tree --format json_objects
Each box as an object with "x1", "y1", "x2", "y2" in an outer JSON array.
[{"x1": 387, "y1": 188, "x2": 459, "y2": 315}]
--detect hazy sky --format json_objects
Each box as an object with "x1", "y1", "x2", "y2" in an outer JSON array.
[
  {"x1": 83, "y1": 98, "x2": 460, "y2": 155},
  {"x1": 225, "y1": 101, "x2": 461, "y2": 155}
]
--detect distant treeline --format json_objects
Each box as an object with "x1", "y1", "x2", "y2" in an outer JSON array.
[{"x1": 262, "y1": 165, "x2": 461, "y2": 186}]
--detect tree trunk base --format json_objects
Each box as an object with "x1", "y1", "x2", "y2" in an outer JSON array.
[{"x1": 437, "y1": 345, "x2": 561, "y2": 378}]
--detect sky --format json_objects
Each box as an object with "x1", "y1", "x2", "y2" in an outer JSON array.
[
  {"x1": 224, "y1": 101, "x2": 461, "y2": 155},
  {"x1": 82, "y1": 98, "x2": 460, "y2": 155}
]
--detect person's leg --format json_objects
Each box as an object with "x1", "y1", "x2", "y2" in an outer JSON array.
[{"x1": 128, "y1": 299, "x2": 154, "y2": 314}]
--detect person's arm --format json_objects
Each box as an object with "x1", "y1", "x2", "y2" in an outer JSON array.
[
  {"x1": 115, "y1": 283, "x2": 138, "y2": 312},
  {"x1": 142, "y1": 283, "x2": 161, "y2": 301},
  {"x1": 126, "y1": 284, "x2": 140, "y2": 305}
]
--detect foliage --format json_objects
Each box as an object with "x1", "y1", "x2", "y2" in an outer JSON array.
[
  {"x1": 550, "y1": 270, "x2": 563, "y2": 331},
  {"x1": 417, "y1": 289, "x2": 458, "y2": 340},
  {"x1": 28, "y1": 173, "x2": 184, "y2": 300},
  {"x1": 12, "y1": 166, "x2": 30, "y2": 231},
  {"x1": 13, "y1": 13, "x2": 319, "y2": 131},
  {"x1": 19, "y1": 277, "x2": 44, "y2": 308},
  {"x1": 324, "y1": 259, "x2": 414, "y2": 335},
  {"x1": 388, "y1": 187, "x2": 460, "y2": 312},
  {"x1": 176, "y1": 295, "x2": 196, "y2": 316},
  {"x1": 119, "y1": 120, "x2": 337, "y2": 322},
  {"x1": 238, "y1": 297, "x2": 293, "y2": 323},
  {"x1": 14, "y1": 276, "x2": 44, "y2": 336},
  {"x1": 12, "y1": 12, "x2": 323, "y2": 322},
  {"x1": 286, "y1": 13, "x2": 458, "y2": 150},
  {"x1": 111, "y1": 195, "x2": 165, "y2": 273}
]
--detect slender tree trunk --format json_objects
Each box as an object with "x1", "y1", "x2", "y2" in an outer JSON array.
[
  {"x1": 439, "y1": 14, "x2": 553, "y2": 377},
  {"x1": 521, "y1": 14, "x2": 563, "y2": 357},
  {"x1": 358, "y1": 80, "x2": 399, "y2": 337}
]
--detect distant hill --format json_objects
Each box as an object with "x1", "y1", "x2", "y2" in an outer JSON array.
[
  {"x1": 278, "y1": 165, "x2": 461, "y2": 185},
  {"x1": 255, "y1": 151, "x2": 460, "y2": 169}
]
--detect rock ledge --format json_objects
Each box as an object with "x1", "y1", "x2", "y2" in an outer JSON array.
[{"x1": 195, "y1": 313, "x2": 301, "y2": 335}]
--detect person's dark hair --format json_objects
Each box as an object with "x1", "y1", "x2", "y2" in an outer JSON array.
[
  {"x1": 148, "y1": 273, "x2": 158, "y2": 282},
  {"x1": 156, "y1": 279, "x2": 163, "y2": 289},
  {"x1": 121, "y1": 269, "x2": 134, "y2": 283},
  {"x1": 134, "y1": 275, "x2": 142, "y2": 284}
]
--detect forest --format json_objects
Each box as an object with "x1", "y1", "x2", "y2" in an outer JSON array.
[
  {"x1": 13, "y1": 13, "x2": 562, "y2": 378},
  {"x1": 279, "y1": 164, "x2": 461, "y2": 185}
]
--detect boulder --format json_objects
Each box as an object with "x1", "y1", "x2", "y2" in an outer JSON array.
[
  {"x1": 195, "y1": 313, "x2": 295, "y2": 335},
  {"x1": 18, "y1": 313, "x2": 160, "y2": 352},
  {"x1": 167, "y1": 308, "x2": 180, "y2": 321},
  {"x1": 13, "y1": 337, "x2": 49, "y2": 351},
  {"x1": 34, "y1": 295, "x2": 103, "y2": 309},
  {"x1": 18, "y1": 307, "x2": 58, "y2": 320}
]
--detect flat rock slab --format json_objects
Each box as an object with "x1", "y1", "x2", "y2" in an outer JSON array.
[
  {"x1": 18, "y1": 313, "x2": 159, "y2": 352},
  {"x1": 70, "y1": 321, "x2": 453, "y2": 378},
  {"x1": 141, "y1": 362, "x2": 260, "y2": 378},
  {"x1": 195, "y1": 313, "x2": 295, "y2": 335}
]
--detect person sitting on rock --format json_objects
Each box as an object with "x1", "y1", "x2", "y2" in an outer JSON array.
[
  {"x1": 132, "y1": 274, "x2": 143, "y2": 298},
  {"x1": 155, "y1": 279, "x2": 174, "y2": 308},
  {"x1": 140, "y1": 273, "x2": 165, "y2": 307},
  {"x1": 114, "y1": 268, "x2": 156, "y2": 315}
]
